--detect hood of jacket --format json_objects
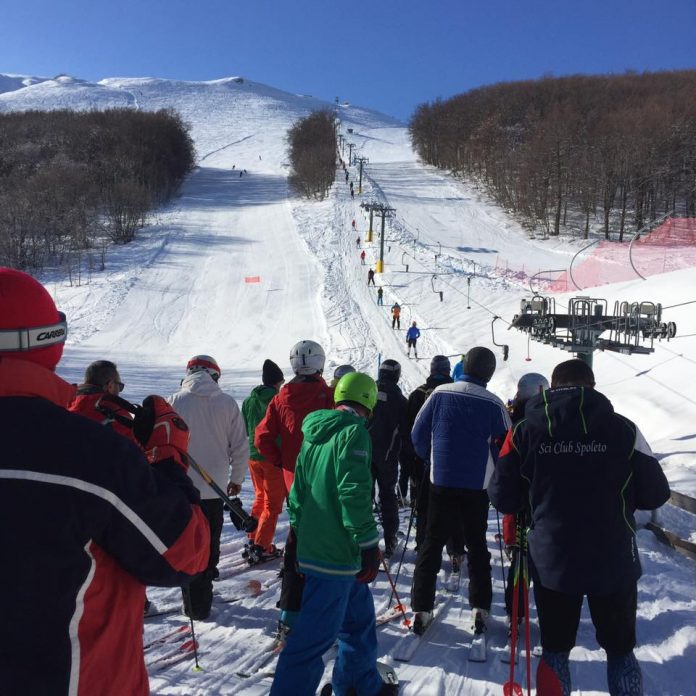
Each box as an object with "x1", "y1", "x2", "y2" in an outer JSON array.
[
  {"x1": 524, "y1": 386, "x2": 614, "y2": 437},
  {"x1": 278, "y1": 376, "x2": 332, "y2": 411},
  {"x1": 301, "y1": 408, "x2": 362, "y2": 446},
  {"x1": 248, "y1": 384, "x2": 277, "y2": 403},
  {"x1": 178, "y1": 370, "x2": 221, "y2": 397}
]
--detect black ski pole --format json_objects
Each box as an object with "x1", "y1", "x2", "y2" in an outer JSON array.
[
  {"x1": 183, "y1": 584, "x2": 202, "y2": 672},
  {"x1": 187, "y1": 454, "x2": 257, "y2": 533},
  {"x1": 388, "y1": 460, "x2": 429, "y2": 605}
]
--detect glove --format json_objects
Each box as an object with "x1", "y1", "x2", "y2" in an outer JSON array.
[
  {"x1": 133, "y1": 395, "x2": 190, "y2": 470},
  {"x1": 355, "y1": 546, "x2": 380, "y2": 584},
  {"x1": 227, "y1": 482, "x2": 242, "y2": 496}
]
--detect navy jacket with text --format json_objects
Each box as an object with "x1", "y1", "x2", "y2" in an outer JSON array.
[{"x1": 488, "y1": 386, "x2": 670, "y2": 595}]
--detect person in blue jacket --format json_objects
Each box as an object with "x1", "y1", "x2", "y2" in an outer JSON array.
[
  {"x1": 488, "y1": 359, "x2": 670, "y2": 696},
  {"x1": 405, "y1": 321, "x2": 421, "y2": 358},
  {"x1": 451, "y1": 355, "x2": 465, "y2": 381},
  {"x1": 409, "y1": 346, "x2": 510, "y2": 635}
]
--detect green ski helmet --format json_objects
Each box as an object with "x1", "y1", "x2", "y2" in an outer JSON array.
[{"x1": 334, "y1": 372, "x2": 378, "y2": 413}]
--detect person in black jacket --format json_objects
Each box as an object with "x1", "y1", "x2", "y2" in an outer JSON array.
[
  {"x1": 488, "y1": 359, "x2": 670, "y2": 696},
  {"x1": 0, "y1": 268, "x2": 210, "y2": 696},
  {"x1": 368, "y1": 359, "x2": 410, "y2": 557},
  {"x1": 402, "y1": 355, "x2": 465, "y2": 563}
]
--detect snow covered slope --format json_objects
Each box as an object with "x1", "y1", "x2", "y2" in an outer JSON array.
[{"x1": 2, "y1": 73, "x2": 694, "y2": 695}]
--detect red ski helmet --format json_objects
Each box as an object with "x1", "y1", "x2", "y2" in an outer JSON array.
[
  {"x1": 186, "y1": 354, "x2": 221, "y2": 381},
  {"x1": 0, "y1": 268, "x2": 67, "y2": 370}
]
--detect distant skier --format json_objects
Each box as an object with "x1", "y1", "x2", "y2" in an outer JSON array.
[
  {"x1": 489, "y1": 359, "x2": 670, "y2": 696},
  {"x1": 345, "y1": 171, "x2": 349, "y2": 182},
  {"x1": 360, "y1": 250, "x2": 366, "y2": 265},
  {"x1": 356, "y1": 237, "x2": 361, "y2": 248},
  {"x1": 377, "y1": 287, "x2": 384, "y2": 305},
  {"x1": 406, "y1": 321, "x2": 420, "y2": 358},
  {"x1": 350, "y1": 188, "x2": 355, "y2": 199},
  {"x1": 452, "y1": 355, "x2": 465, "y2": 381},
  {"x1": 352, "y1": 218, "x2": 356, "y2": 229},
  {"x1": 367, "y1": 268, "x2": 375, "y2": 286},
  {"x1": 391, "y1": 302, "x2": 401, "y2": 329},
  {"x1": 240, "y1": 171, "x2": 243, "y2": 178}
]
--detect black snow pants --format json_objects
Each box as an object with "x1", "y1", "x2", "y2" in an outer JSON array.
[
  {"x1": 412, "y1": 486, "x2": 491, "y2": 612},
  {"x1": 372, "y1": 456, "x2": 399, "y2": 543},
  {"x1": 183, "y1": 498, "x2": 223, "y2": 620}
]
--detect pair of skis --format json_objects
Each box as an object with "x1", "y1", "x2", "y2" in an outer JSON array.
[{"x1": 144, "y1": 625, "x2": 198, "y2": 670}]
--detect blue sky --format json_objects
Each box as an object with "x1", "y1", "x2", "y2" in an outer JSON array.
[{"x1": 2, "y1": 0, "x2": 695, "y2": 121}]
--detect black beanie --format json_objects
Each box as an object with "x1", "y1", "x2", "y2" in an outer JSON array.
[
  {"x1": 464, "y1": 347, "x2": 496, "y2": 383},
  {"x1": 262, "y1": 359, "x2": 284, "y2": 387}
]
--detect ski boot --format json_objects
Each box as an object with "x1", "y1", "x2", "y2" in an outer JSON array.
[
  {"x1": 413, "y1": 611, "x2": 434, "y2": 636},
  {"x1": 471, "y1": 608, "x2": 488, "y2": 635},
  {"x1": 607, "y1": 652, "x2": 643, "y2": 696},
  {"x1": 384, "y1": 536, "x2": 399, "y2": 559}
]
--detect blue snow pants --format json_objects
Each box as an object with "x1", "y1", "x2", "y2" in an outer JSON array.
[{"x1": 270, "y1": 574, "x2": 384, "y2": 696}]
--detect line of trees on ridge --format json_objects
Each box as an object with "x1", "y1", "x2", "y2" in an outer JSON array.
[
  {"x1": 0, "y1": 108, "x2": 195, "y2": 272},
  {"x1": 409, "y1": 71, "x2": 696, "y2": 240}
]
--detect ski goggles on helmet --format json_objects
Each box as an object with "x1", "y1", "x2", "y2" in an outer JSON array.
[{"x1": 0, "y1": 311, "x2": 68, "y2": 352}]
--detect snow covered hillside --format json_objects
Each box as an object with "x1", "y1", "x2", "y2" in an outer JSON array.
[{"x1": 2, "y1": 73, "x2": 694, "y2": 694}]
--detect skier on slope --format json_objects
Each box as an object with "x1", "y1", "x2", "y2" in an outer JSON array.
[
  {"x1": 377, "y1": 287, "x2": 384, "y2": 305},
  {"x1": 499, "y1": 372, "x2": 549, "y2": 627},
  {"x1": 367, "y1": 267, "x2": 375, "y2": 285},
  {"x1": 488, "y1": 359, "x2": 670, "y2": 696},
  {"x1": 169, "y1": 355, "x2": 249, "y2": 620},
  {"x1": 270, "y1": 373, "x2": 397, "y2": 696},
  {"x1": 391, "y1": 302, "x2": 401, "y2": 329},
  {"x1": 361, "y1": 250, "x2": 366, "y2": 265},
  {"x1": 255, "y1": 340, "x2": 334, "y2": 642},
  {"x1": 368, "y1": 359, "x2": 411, "y2": 558},
  {"x1": 401, "y1": 356, "x2": 465, "y2": 564},
  {"x1": 0, "y1": 268, "x2": 209, "y2": 696},
  {"x1": 405, "y1": 321, "x2": 420, "y2": 358},
  {"x1": 410, "y1": 347, "x2": 510, "y2": 636},
  {"x1": 242, "y1": 360, "x2": 286, "y2": 561}
]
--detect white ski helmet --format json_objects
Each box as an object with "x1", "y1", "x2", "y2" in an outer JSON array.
[
  {"x1": 516, "y1": 372, "x2": 549, "y2": 401},
  {"x1": 289, "y1": 340, "x2": 326, "y2": 375},
  {"x1": 186, "y1": 354, "x2": 221, "y2": 381}
]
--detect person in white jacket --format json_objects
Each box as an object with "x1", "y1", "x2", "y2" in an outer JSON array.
[{"x1": 169, "y1": 355, "x2": 249, "y2": 619}]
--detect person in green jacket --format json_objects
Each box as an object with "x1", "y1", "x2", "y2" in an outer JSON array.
[
  {"x1": 241, "y1": 359, "x2": 285, "y2": 559},
  {"x1": 270, "y1": 373, "x2": 396, "y2": 696}
]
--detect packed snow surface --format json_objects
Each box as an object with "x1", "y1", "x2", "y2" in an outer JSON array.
[{"x1": 2, "y1": 74, "x2": 694, "y2": 694}]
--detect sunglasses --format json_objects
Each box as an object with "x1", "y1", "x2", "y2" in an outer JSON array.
[{"x1": 113, "y1": 380, "x2": 125, "y2": 393}]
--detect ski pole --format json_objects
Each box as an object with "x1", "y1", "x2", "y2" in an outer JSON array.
[
  {"x1": 388, "y1": 460, "x2": 428, "y2": 605},
  {"x1": 503, "y1": 520, "x2": 524, "y2": 696},
  {"x1": 495, "y1": 511, "x2": 507, "y2": 595},
  {"x1": 380, "y1": 552, "x2": 411, "y2": 628},
  {"x1": 521, "y1": 529, "x2": 532, "y2": 696},
  {"x1": 183, "y1": 584, "x2": 202, "y2": 672},
  {"x1": 187, "y1": 454, "x2": 257, "y2": 533}
]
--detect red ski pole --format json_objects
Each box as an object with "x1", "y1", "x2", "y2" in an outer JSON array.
[
  {"x1": 503, "y1": 521, "x2": 524, "y2": 696},
  {"x1": 380, "y1": 552, "x2": 411, "y2": 628}
]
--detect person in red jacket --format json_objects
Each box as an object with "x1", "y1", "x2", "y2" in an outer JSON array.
[
  {"x1": 0, "y1": 268, "x2": 210, "y2": 696},
  {"x1": 69, "y1": 360, "x2": 140, "y2": 446},
  {"x1": 255, "y1": 339, "x2": 334, "y2": 641}
]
